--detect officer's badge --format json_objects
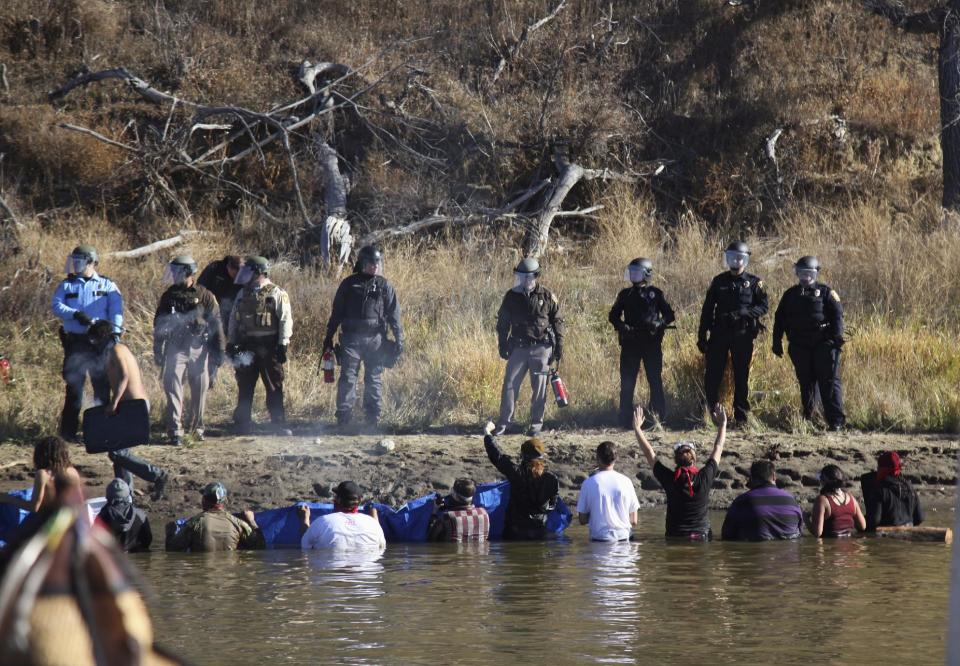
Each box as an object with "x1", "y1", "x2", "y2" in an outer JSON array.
[
  {"x1": 744, "y1": 281, "x2": 750, "y2": 288},
  {"x1": 647, "y1": 291, "x2": 655, "y2": 300},
  {"x1": 830, "y1": 290, "x2": 840, "y2": 302},
  {"x1": 814, "y1": 289, "x2": 820, "y2": 297},
  {"x1": 539, "y1": 299, "x2": 543, "y2": 307}
]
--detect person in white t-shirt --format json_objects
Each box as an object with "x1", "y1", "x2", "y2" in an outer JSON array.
[
  {"x1": 576, "y1": 441, "x2": 640, "y2": 542},
  {"x1": 299, "y1": 481, "x2": 386, "y2": 551}
]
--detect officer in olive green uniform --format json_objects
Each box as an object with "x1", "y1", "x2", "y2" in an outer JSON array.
[
  {"x1": 494, "y1": 258, "x2": 564, "y2": 436},
  {"x1": 153, "y1": 255, "x2": 225, "y2": 445},
  {"x1": 165, "y1": 482, "x2": 265, "y2": 552},
  {"x1": 227, "y1": 256, "x2": 293, "y2": 434}
]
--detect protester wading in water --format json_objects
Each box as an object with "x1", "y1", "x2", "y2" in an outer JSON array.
[
  {"x1": 576, "y1": 441, "x2": 640, "y2": 542},
  {"x1": 165, "y1": 482, "x2": 264, "y2": 552},
  {"x1": 97, "y1": 478, "x2": 153, "y2": 553},
  {"x1": 808, "y1": 465, "x2": 866, "y2": 538},
  {"x1": 483, "y1": 423, "x2": 560, "y2": 539},
  {"x1": 633, "y1": 403, "x2": 726, "y2": 540},
  {"x1": 428, "y1": 478, "x2": 490, "y2": 542},
  {"x1": 721, "y1": 460, "x2": 803, "y2": 541},
  {"x1": 0, "y1": 435, "x2": 80, "y2": 513},
  {"x1": 860, "y1": 451, "x2": 923, "y2": 531},
  {"x1": 299, "y1": 481, "x2": 386, "y2": 551}
]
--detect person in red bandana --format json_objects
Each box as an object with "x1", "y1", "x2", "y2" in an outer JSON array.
[
  {"x1": 860, "y1": 451, "x2": 924, "y2": 531},
  {"x1": 633, "y1": 403, "x2": 727, "y2": 540}
]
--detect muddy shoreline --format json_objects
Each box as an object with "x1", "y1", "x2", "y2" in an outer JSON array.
[{"x1": 1, "y1": 427, "x2": 957, "y2": 543}]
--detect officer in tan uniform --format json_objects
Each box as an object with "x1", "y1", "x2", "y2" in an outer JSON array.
[
  {"x1": 153, "y1": 255, "x2": 225, "y2": 445},
  {"x1": 227, "y1": 256, "x2": 293, "y2": 435},
  {"x1": 494, "y1": 258, "x2": 564, "y2": 436}
]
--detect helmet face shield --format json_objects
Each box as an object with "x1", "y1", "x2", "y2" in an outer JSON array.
[
  {"x1": 724, "y1": 251, "x2": 749, "y2": 271},
  {"x1": 795, "y1": 268, "x2": 818, "y2": 286},
  {"x1": 513, "y1": 271, "x2": 537, "y2": 292},
  {"x1": 233, "y1": 265, "x2": 255, "y2": 285},
  {"x1": 625, "y1": 265, "x2": 652, "y2": 283},
  {"x1": 162, "y1": 264, "x2": 193, "y2": 286},
  {"x1": 65, "y1": 254, "x2": 91, "y2": 275}
]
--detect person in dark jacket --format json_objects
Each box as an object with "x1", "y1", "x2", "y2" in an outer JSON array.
[
  {"x1": 860, "y1": 451, "x2": 924, "y2": 531},
  {"x1": 323, "y1": 245, "x2": 403, "y2": 428},
  {"x1": 721, "y1": 460, "x2": 802, "y2": 541},
  {"x1": 97, "y1": 478, "x2": 152, "y2": 552},
  {"x1": 483, "y1": 424, "x2": 560, "y2": 540},
  {"x1": 428, "y1": 478, "x2": 490, "y2": 542},
  {"x1": 196, "y1": 254, "x2": 243, "y2": 331},
  {"x1": 772, "y1": 256, "x2": 845, "y2": 430},
  {"x1": 494, "y1": 258, "x2": 565, "y2": 437},
  {"x1": 697, "y1": 241, "x2": 768, "y2": 425},
  {"x1": 633, "y1": 404, "x2": 726, "y2": 540},
  {"x1": 608, "y1": 257, "x2": 675, "y2": 428}
]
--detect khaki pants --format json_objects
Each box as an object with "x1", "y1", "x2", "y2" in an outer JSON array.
[
  {"x1": 497, "y1": 343, "x2": 552, "y2": 429},
  {"x1": 163, "y1": 344, "x2": 209, "y2": 437}
]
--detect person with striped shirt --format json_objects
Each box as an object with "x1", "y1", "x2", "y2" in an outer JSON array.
[{"x1": 721, "y1": 460, "x2": 803, "y2": 541}]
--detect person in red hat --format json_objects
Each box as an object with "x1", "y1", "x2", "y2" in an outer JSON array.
[{"x1": 860, "y1": 451, "x2": 924, "y2": 531}]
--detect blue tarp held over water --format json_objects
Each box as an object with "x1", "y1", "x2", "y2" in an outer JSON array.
[{"x1": 0, "y1": 488, "x2": 33, "y2": 548}]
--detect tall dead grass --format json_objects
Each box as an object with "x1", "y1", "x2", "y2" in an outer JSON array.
[{"x1": 1, "y1": 195, "x2": 958, "y2": 439}]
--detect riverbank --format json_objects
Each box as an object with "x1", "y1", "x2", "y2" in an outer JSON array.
[{"x1": 1, "y1": 427, "x2": 956, "y2": 541}]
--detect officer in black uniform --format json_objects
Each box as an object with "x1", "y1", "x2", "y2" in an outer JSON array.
[
  {"x1": 323, "y1": 245, "x2": 403, "y2": 428},
  {"x1": 772, "y1": 256, "x2": 846, "y2": 430},
  {"x1": 697, "y1": 241, "x2": 768, "y2": 425},
  {"x1": 197, "y1": 254, "x2": 243, "y2": 332},
  {"x1": 608, "y1": 257, "x2": 675, "y2": 428}
]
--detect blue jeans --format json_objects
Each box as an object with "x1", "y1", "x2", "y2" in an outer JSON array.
[{"x1": 109, "y1": 449, "x2": 163, "y2": 488}]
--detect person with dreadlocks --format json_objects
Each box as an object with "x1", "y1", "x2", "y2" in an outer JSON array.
[
  {"x1": 0, "y1": 435, "x2": 80, "y2": 514},
  {"x1": 860, "y1": 451, "x2": 924, "y2": 531},
  {"x1": 483, "y1": 423, "x2": 560, "y2": 540},
  {"x1": 633, "y1": 403, "x2": 726, "y2": 540}
]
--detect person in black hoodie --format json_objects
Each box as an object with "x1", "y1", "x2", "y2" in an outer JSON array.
[
  {"x1": 860, "y1": 451, "x2": 924, "y2": 531},
  {"x1": 483, "y1": 424, "x2": 560, "y2": 540},
  {"x1": 97, "y1": 478, "x2": 152, "y2": 552}
]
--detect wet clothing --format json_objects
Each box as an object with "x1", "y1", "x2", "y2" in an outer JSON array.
[
  {"x1": 860, "y1": 472, "x2": 924, "y2": 530},
  {"x1": 720, "y1": 484, "x2": 803, "y2": 541},
  {"x1": 229, "y1": 280, "x2": 292, "y2": 427},
  {"x1": 98, "y1": 501, "x2": 152, "y2": 552},
  {"x1": 154, "y1": 284, "x2": 224, "y2": 438},
  {"x1": 324, "y1": 273, "x2": 403, "y2": 423},
  {"x1": 822, "y1": 493, "x2": 857, "y2": 537},
  {"x1": 609, "y1": 284, "x2": 675, "y2": 424},
  {"x1": 166, "y1": 509, "x2": 265, "y2": 552},
  {"x1": 652, "y1": 459, "x2": 718, "y2": 538},
  {"x1": 773, "y1": 283, "x2": 845, "y2": 427},
  {"x1": 576, "y1": 469, "x2": 640, "y2": 542},
  {"x1": 301, "y1": 511, "x2": 386, "y2": 551},
  {"x1": 698, "y1": 272, "x2": 768, "y2": 422},
  {"x1": 484, "y1": 434, "x2": 560, "y2": 539},
  {"x1": 197, "y1": 257, "x2": 243, "y2": 330},
  {"x1": 52, "y1": 272, "x2": 123, "y2": 439},
  {"x1": 495, "y1": 285, "x2": 564, "y2": 431},
  {"x1": 428, "y1": 506, "x2": 491, "y2": 542}
]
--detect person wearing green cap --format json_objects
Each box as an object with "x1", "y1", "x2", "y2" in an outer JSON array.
[
  {"x1": 228, "y1": 256, "x2": 293, "y2": 435},
  {"x1": 154, "y1": 255, "x2": 225, "y2": 445},
  {"x1": 165, "y1": 482, "x2": 265, "y2": 552},
  {"x1": 51, "y1": 243, "x2": 124, "y2": 441}
]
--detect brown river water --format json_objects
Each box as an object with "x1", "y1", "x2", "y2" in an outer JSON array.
[{"x1": 135, "y1": 509, "x2": 953, "y2": 666}]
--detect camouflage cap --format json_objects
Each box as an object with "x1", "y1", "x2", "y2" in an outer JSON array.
[{"x1": 201, "y1": 482, "x2": 228, "y2": 503}]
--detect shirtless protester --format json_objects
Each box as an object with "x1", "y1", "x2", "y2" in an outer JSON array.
[
  {"x1": 89, "y1": 321, "x2": 168, "y2": 500},
  {"x1": 0, "y1": 435, "x2": 81, "y2": 513}
]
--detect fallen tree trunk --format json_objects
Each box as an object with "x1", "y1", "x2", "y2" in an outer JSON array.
[{"x1": 107, "y1": 231, "x2": 202, "y2": 259}]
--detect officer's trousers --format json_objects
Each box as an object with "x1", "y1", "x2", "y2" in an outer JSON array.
[
  {"x1": 498, "y1": 343, "x2": 552, "y2": 430},
  {"x1": 234, "y1": 341, "x2": 285, "y2": 425},
  {"x1": 336, "y1": 333, "x2": 384, "y2": 423},
  {"x1": 619, "y1": 343, "x2": 665, "y2": 426},
  {"x1": 163, "y1": 343, "x2": 209, "y2": 437},
  {"x1": 704, "y1": 334, "x2": 754, "y2": 423},
  {"x1": 788, "y1": 343, "x2": 845, "y2": 428},
  {"x1": 59, "y1": 333, "x2": 110, "y2": 440}
]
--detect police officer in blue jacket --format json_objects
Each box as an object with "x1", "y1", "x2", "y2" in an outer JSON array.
[{"x1": 51, "y1": 244, "x2": 124, "y2": 440}]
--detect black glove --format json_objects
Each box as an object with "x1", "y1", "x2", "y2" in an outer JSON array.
[
  {"x1": 277, "y1": 344, "x2": 288, "y2": 364},
  {"x1": 832, "y1": 336, "x2": 845, "y2": 349},
  {"x1": 551, "y1": 342, "x2": 563, "y2": 365},
  {"x1": 73, "y1": 311, "x2": 93, "y2": 326},
  {"x1": 153, "y1": 345, "x2": 164, "y2": 368},
  {"x1": 772, "y1": 340, "x2": 783, "y2": 358},
  {"x1": 395, "y1": 340, "x2": 404, "y2": 360},
  {"x1": 697, "y1": 339, "x2": 709, "y2": 354},
  {"x1": 498, "y1": 342, "x2": 510, "y2": 360},
  {"x1": 227, "y1": 343, "x2": 241, "y2": 362}
]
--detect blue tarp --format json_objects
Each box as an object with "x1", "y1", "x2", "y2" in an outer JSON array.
[{"x1": 0, "y1": 488, "x2": 33, "y2": 548}]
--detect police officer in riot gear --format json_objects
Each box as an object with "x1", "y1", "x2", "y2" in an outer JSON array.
[
  {"x1": 153, "y1": 255, "x2": 225, "y2": 445},
  {"x1": 609, "y1": 257, "x2": 675, "y2": 428},
  {"x1": 228, "y1": 256, "x2": 293, "y2": 434},
  {"x1": 494, "y1": 258, "x2": 565, "y2": 437},
  {"x1": 323, "y1": 245, "x2": 404, "y2": 428},
  {"x1": 697, "y1": 241, "x2": 768, "y2": 425},
  {"x1": 51, "y1": 244, "x2": 124, "y2": 441},
  {"x1": 772, "y1": 256, "x2": 846, "y2": 430}
]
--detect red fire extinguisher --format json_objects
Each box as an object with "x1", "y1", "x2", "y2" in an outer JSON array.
[
  {"x1": 0, "y1": 355, "x2": 10, "y2": 385},
  {"x1": 550, "y1": 368, "x2": 569, "y2": 408},
  {"x1": 321, "y1": 350, "x2": 336, "y2": 383}
]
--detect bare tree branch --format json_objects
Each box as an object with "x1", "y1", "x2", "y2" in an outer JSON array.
[
  {"x1": 58, "y1": 123, "x2": 139, "y2": 152},
  {"x1": 107, "y1": 230, "x2": 202, "y2": 259},
  {"x1": 0, "y1": 193, "x2": 21, "y2": 229},
  {"x1": 490, "y1": 0, "x2": 567, "y2": 86}
]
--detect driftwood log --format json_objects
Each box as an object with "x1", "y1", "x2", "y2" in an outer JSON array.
[
  {"x1": 107, "y1": 231, "x2": 202, "y2": 259},
  {"x1": 875, "y1": 525, "x2": 953, "y2": 544}
]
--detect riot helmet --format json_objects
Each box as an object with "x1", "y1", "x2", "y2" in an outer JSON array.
[
  {"x1": 65, "y1": 244, "x2": 99, "y2": 275},
  {"x1": 162, "y1": 255, "x2": 198, "y2": 286},
  {"x1": 234, "y1": 255, "x2": 271, "y2": 285},
  {"x1": 724, "y1": 241, "x2": 750, "y2": 272},
  {"x1": 625, "y1": 257, "x2": 653, "y2": 284},
  {"x1": 794, "y1": 255, "x2": 819, "y2": 286},
  {"x1": 513, "y1": 257, "x2": 540, "y2": 292},
  {"x1": 354, "y1": 245, "x2": 384, "y2": 275}
]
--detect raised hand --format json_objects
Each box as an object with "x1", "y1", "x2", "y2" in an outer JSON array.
[
  {"x1": 632, "y1": 404, "x2": 645, "y2": 433},
  {"x1": 711, "y1": 403, "x2": 727, "y2": 429}
]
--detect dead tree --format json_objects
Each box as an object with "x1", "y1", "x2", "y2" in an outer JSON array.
[{"x1": 866, "y1": 1, "x2": 960, "y2": 216}]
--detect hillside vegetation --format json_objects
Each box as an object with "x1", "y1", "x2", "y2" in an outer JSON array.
[{"x1": 0, "y1": 0, "x2": 957, "y2": 437}]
